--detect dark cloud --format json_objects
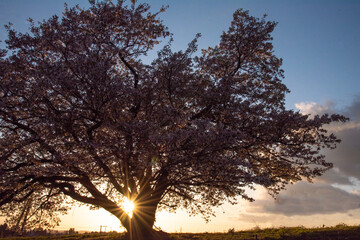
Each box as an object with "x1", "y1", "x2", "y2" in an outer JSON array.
[
  {"x1": 249, "y1": 182, "x2": 360, "y2": 216},
  {"x1": 243, "y1": 96, "x2": 360, "y2": 217},
  {"x1": 322, "y1": 127, "x2": 360, "y2": 183},
  {"x1": 296, "y1": 95, "x2": 360, "y2": 185},
  {"x1": 317, "y1": 168, "x2": 352, "y2": 185},
  {"x1": 345, "y1": 95, "x2": 360, "y2": 121}
]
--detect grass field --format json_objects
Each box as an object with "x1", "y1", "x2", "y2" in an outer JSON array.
[{"x1": 2, "y1": 224, "x2": 360, "y2": 240}]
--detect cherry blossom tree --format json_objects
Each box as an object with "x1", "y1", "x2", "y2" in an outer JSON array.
[
  {"x1": 0, "y1": 188, "x2": 68, "y2": 233},
  {"x1": 0, "y1": 1, "x2": 347, "y2": 239}
]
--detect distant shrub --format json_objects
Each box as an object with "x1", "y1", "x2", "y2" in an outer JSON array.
[
  {"x1": 227, "y1": 228, "x2": 235, "y2": 234},
  {"x1": 335, "y1": 223, "x2": 348, "y2": 228},
  {"x1": 252, "y1": 225, "x2": 261, "y2": 231}
]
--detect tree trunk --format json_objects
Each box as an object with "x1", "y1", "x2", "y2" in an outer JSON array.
[
  {"x1": 125, "y1": 202, "x2": 156, "y2": 240},
  {"x1": 99, "y1": 196, "x2": 167, "y2": 239},
  {"x1": 122, "y1": 202, "x2": 170, "y2": 240}
]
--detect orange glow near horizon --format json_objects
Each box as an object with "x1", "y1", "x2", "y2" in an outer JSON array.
[{"x1": 16, "y1": 199, "x2": 359, "y2": 233}]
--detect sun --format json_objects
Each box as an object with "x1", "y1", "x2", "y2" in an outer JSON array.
[{"x1": 123, "y1": 199, "x2": 135, "y2": 218}]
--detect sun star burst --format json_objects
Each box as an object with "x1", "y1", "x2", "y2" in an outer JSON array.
[{"x1": 123, "y1": 199, "x2": 135, "y2": 218}]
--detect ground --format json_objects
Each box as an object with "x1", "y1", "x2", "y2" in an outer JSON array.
[{"x1": 1, "y1": 225, "x2": 360, "y2": 240}]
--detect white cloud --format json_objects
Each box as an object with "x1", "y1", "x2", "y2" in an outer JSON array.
[{"x1": 295, "y1": 101, "x2": 336, "y2": 115}]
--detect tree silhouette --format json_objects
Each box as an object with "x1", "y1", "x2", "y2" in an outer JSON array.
[
  {"x1": 0, "y1": 1, "x2": 347, "y2": 239},
  {"x1": 0, "y1": 188, "x2": 68, "y2": 233}
]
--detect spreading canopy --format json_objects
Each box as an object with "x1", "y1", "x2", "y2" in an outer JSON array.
[{"x1": 0, "y1": 0, "x2": 347, "y2": 235}]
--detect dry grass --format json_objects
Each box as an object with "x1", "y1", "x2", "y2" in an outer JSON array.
[{"x1": 2, "y1": 224, "x2": 360, "y2": 240}]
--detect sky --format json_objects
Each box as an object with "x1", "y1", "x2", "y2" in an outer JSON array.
[{"x1": 0, "y1": 0, "x2": 360, "y2": 233}]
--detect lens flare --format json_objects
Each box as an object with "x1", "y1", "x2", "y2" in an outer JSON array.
[{"x1": 123, "y1": 199, "x2": 135, "y2": 218}]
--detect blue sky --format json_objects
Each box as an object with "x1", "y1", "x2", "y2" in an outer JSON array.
[
  {"x1": 1, "y1": 0, "x2": 360, "y2": 232},
  {"x1": 1, "y1": 0, "x2": 359, "y2": 109}
]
